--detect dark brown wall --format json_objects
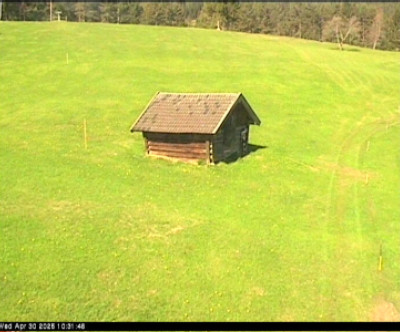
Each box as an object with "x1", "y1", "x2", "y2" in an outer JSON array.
[
  {"x1": 143, "y1": 132, "x2": 211, "y2": 162},
  {"x1": 211, "y1": 103, "x2": 251, "y2": 163},
  {"x1": 233, "y1": 102, "x2": 252, "y2": 126}
]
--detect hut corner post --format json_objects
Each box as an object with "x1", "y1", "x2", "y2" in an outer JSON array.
[
  {"x1": 143, "y1": 133, "x2": 149, "y2": 155},
  {"x1": 206, "y1": 140, "x2": 214, "y2": 165}
]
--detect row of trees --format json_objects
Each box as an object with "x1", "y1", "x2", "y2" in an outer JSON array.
[{"x1": 2, "y1": 1, "x2": 400, "y2": 51}]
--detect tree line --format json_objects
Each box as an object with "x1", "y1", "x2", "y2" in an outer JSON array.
[{"x1": 2, "y1": 1, "x2": 400, "y2": 51}]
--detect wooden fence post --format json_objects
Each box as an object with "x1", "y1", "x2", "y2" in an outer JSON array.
[{"x1": 84, "y1": 119, "x2": 88, "y2": 150}]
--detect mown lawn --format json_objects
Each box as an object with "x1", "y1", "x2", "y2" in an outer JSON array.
[{"x1": 1, "y1": 21, "x2": 399, "y2": 321}]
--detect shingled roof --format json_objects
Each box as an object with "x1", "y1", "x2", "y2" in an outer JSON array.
[{"x1": 130, "y1": 92, "x2": 261, "y2": 134}]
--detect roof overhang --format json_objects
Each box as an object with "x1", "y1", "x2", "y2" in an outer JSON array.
[
  {"x1": 130, "y1": 92, "x2": 261, "y2": 134},
  {"x1": 210, "y1": 93, "x2": 261, "y2": 134}
]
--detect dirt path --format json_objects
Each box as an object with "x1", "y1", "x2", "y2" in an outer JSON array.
[
  {"x1": 322, "y1": 113, "x2": 399, "y2": 320},
  {"x1": 327, "y1": 114, "x2": 400, "y2": 225},
  {"x1": 283, "y1": 41, "x2": 400, "y2": 320}
]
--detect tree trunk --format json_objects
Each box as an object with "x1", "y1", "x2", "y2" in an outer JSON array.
[
  {"x1": 339, "y1": 30, "x2": 345, "y2": 50},
  {"x1": 299, "y1": 19, "x2": 302, "y2": 39},
  {"x1": 373, "y1": 25, "x2": 381, "y2": 50},
  {"x1": 335, "y1": 29, "x2": 343, "y2": 50},
  {"x1": 319, "y1": 18, "x2": 323, "y2": 42},
  {"x1": 361, "y1": 18, "x2": 365, "y2": 45}
]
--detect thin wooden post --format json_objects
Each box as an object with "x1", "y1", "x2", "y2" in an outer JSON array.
[{"x1": 83, "y1": 118, "x2": 88, "y2": 150}]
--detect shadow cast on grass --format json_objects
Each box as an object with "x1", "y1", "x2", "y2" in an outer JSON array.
[
  {"x1": 329, "y1": 46, "x2": 361, "y2": 52},
  {"x1": 221, "y1": 144, "x2": 268, "y2": 164},
  {"x1": 248, "y1": 144, "x2": 268, "y2": 153}
]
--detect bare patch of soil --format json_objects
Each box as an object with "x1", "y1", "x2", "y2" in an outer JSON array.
[
  {"x1": 371, "y1": 299, "x2": 400, "y2": 322},
  {"x1": 318, "y1": 160, "x2": 373, "y2": 182}
]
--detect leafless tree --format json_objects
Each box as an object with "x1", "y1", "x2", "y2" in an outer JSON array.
[
  {"x1": 74, "y1": 2, "x2": 86, "y2": 22},
  {"x1": 323, "y1": 15, "x2": 361, "y2": 50},
  {"x1": 49, "y1": 0, "x2": 52, "y2": 21},
  {"x1": 368, "y1": 8, "x2": 384, "y2": 50}
]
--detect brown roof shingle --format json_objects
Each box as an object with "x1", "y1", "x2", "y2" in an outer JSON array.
[{"x1": 130, "y1": 92, "x2": 260, "y2": 134}]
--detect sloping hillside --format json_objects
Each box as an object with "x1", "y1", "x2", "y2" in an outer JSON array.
[{"x1": 1, "y1": 22, "x2": 399, "y2": 321}]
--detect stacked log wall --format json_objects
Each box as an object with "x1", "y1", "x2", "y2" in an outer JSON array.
[
  {"x1": 143, "y1": 132, "x2": 210, "y2": 161},
  {"x1": 141, "y1": 102, "x2": 253, "y2": 163}
]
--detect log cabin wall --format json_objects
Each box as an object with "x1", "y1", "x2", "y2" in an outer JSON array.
[
  {"x1": 143, "y1": 132, "x2": 211, "y2": 162},
  {"x1": 210, "y1": 131, "x2": 222, "y2": 163},
  {"x1": 211, "y1": 103, "x2": 251, "y2": 162}
]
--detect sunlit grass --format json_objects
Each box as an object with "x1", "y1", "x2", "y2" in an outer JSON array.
[{"x1": 1, "y1": 21, "x2": 399, "y2": 321}]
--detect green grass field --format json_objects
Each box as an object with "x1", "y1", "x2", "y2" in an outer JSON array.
[{"x1": 1, "y1": 21, "x2": 399, "y2": 321}]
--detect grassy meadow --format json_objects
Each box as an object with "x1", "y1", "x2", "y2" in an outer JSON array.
[{"x1": 1, "y1": 21, "x2": 399, "y2": 321}]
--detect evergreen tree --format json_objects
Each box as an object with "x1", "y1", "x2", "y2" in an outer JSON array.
[
  {"x1": 127, "y1": 3, "x2": 143, "y2": 24},
  {"x1": 197, "y1": 3, "x2": 221, "y2": 29},
  {"x1": 142, "y1": 2, "x2": 165, "y2": 26},
  {"x1": 99, "y1": 2, "x2": 114, "y2": 23},
  {"x1": 74, "y1": 2, "x2": 87, "y2": 22},
  {"x1": 236, "y1": 3, "x2": 258, "y2": 33},
  {"x1": 256, "y1": 3, "x2": 274, "y2": 35},
  {"x1": 1, "y1": 1, "x2": 400, "y2": 51}
]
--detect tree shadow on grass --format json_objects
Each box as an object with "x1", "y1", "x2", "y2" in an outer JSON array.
[
  {"x1": 222, "y1": 144, "x2": 268, "y2": 164},
  {"x1": 329, "y1": 46, "x2": 361, "y2": 52}
]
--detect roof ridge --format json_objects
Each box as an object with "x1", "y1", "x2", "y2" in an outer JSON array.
[
  {"x1": 130, "y1": 92, "x2": 259, "y2": 134},
  {"x1": 158, "y1": 92, "x2": 241, "y2": 95}
]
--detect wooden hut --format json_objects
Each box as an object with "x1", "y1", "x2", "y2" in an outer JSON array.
[{"x1": 130, "y1": 92, "x2": 261, "y2": 164}]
